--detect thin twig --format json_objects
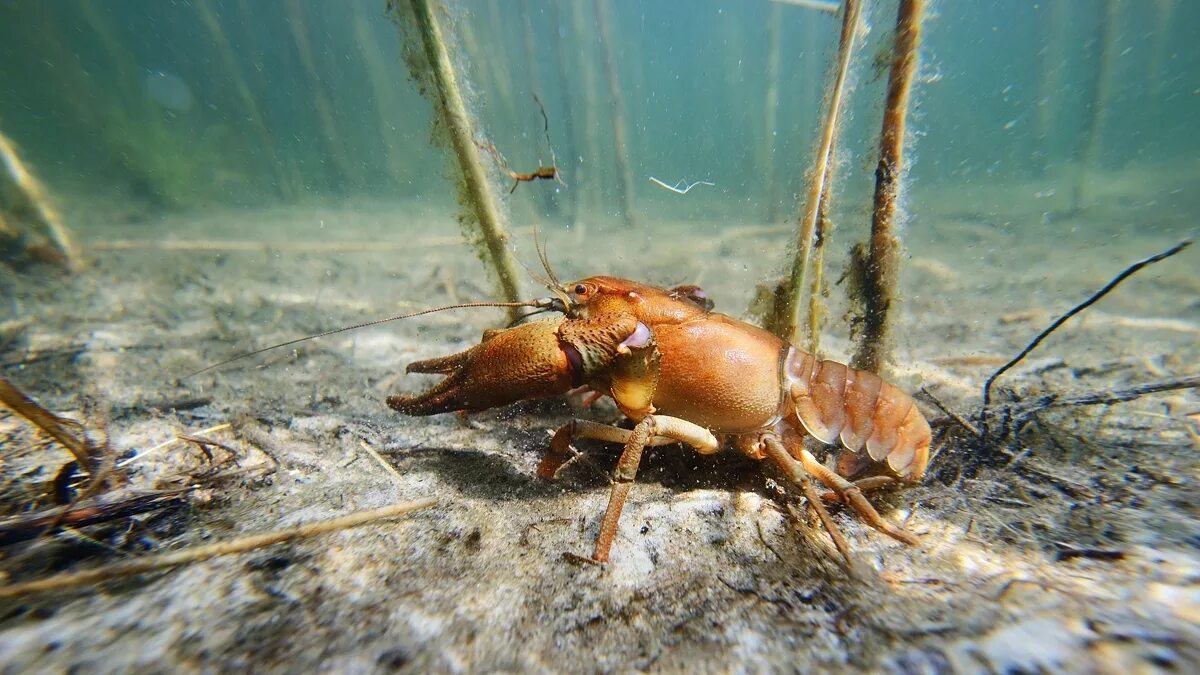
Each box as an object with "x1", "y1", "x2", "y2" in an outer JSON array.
[
  {"x1": 648, "y1": 177, "x2": 715, "y2": 195},
  {"x1": 0, "y1": 490, "x2": 192, "y2": 546},
  {"x1": 981, "y1": 240, "x2": 1192, "y2": 433},
  {"x1": 0, "y1": 497, "x2": 437, "y2": 599},
  {"x1": 771, "y1": 0, "x2": 840, "y2": 13},
  {"x1": 920, "y1": 387, "x2": 980, "y2": 437},
  {"x1": 1016, "y1": 375, "x2": 1199, "y2": 416},
  {"x1": 0, "y1": 374, "x2": 95, "y2": 474},
  {"x1": 359, "y1": 440, "x2": 403, "y2": 481},
  {"x1": 118, "y1": 423, "x2": 233, "y2": 467},
  {"x1": 770, "y1": 0, "x2": 863, "y2": 341}
]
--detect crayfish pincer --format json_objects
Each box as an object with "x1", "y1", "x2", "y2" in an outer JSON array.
[{"x1": 389, "y1": 276, "x2": 930, "y2": 565}]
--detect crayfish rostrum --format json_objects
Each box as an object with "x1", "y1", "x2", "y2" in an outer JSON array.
[{"x1": 389, "y1": 276, "x2": 930, "y2": 564}]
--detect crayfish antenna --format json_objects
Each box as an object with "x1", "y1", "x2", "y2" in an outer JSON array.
[
  {"x1": 531, "y1": 223, "x2": 572, "y2": 312},
  {"x1": 183, "y1": 300, "x2": 542, "y2": 379}
]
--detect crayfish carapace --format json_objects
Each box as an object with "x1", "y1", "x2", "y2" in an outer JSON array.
[{"x1": 389, "y1": 275, "x2": 931, "y2": 566}]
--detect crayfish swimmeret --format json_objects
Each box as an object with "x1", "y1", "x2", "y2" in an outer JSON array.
[{"x1": 389, "y1": 275, "x2": 930, "y2": 564}]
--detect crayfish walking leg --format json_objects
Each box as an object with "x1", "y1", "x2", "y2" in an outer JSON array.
[
  {"x1": 758, "y1": 432, "x2": 917, "y2": 565},
  {"x1": 549, "y1": 415, "x2": 719, "y2": 563},
  {"x1": 537, "y1": 419, "x2": 683, "y2": 479},
  {"x1": 760, "y1": 436, "x2": 855, "y2": 567}
]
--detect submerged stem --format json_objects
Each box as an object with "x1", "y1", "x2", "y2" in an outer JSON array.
[
  {"x1": 388, "y1": 0, "x2": 524, "y2": 313},
  {"x1": 768, "y1": 0, "x2": 862, "y2": 343},
  {"x1": 852, "y1": 0, "x2": 926, "y2": 374}
]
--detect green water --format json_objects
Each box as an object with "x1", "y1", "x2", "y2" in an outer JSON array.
[{"x1": 1, "y1": 0, "x2": 1197, "y2": 235}]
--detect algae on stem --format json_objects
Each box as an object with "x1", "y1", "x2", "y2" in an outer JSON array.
[
  {"x1": 851, "y1": 0, "x2": 926, "y2": 374},
  {"x1": 766, "y1": 0, "x2": 863, "y2": 343},
  {"x1": 388, "y1": 0, "x2": 523, "y2": 311}
]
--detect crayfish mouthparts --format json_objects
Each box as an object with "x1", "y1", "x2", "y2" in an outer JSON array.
[{"x1": 530, "y1": 296, "x2": 568, "y2": 314}]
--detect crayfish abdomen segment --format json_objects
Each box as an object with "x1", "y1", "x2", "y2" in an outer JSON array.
[{"x1": 786, "y1": 350, "x2": 930, "y2": 482}]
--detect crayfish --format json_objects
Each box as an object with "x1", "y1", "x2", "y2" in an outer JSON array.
[{"x1": 389, "y1": 274, "x2": 930, "y2": 565}]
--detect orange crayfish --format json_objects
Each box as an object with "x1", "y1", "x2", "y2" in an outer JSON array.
[{"x1": 389, "y1": 275, "x2": 931, "y2": 565}]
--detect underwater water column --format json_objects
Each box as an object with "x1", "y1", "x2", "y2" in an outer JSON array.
[
  {"x1": 1034, "y1": 1, "x2": 1069, "y2": 178},
  {"x1": 285, "y1": 0, "x2": 357, "y2": 192},
  {"x1": 763, "y1": 2, "x2": 783, "y2": 224},
  {"x1": 193, "y1": 0, "x2": 296, "y2": 200},
  {"x1": 547, "y1": 0, "x2": 581, "y2": 226},
  {"x1": 805, "y1": 144, "x2": 837, "y2": 357},
  {"x1": 388, "y1": 0, "x2": 523, "y2": 310},
  {"x1": 1073, "y1": 0, "x2": 1120, "y2": 210},
  {"x1": 594, "y1": 0, "x2": 637, "y2": 229},
  {"x1": 768, "y1": 0, "x2": 863, "y2": 343},
  {"x1": 518, "y1": 0, "x2": 559, "y2": 219},
  {"x1": 352, "y1": 4, "x2": 413, "y2": 191},
  {"x1": 852, "y1": 0, "x2": 925, "y2": 374},
  {"x1": 570, "y1": 0, "x2": 603, "y2": 228},
  {"x1": 1149, "y1": 0, "x2": 1176, "y2": 97}
]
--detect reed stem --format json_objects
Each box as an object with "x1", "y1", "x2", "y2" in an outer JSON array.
[
  {"x1": 806, "y1": 145, "x2": 837, "y2": 357},
  {"x1": 852, "y1": 0, "x2": 925, "y2": 374},
  {"x1": 0, "y1": 498, "x2": 437, "y2": 599},
  {"x1": 0, "y1": 132, "x2": 80, "y2": 271},
  {"x1": 389, "y1": 0, "x2": 524, "y2": 311},
  {"x1": 767, "y1": 0, "x2": 862, "y2": 342}
]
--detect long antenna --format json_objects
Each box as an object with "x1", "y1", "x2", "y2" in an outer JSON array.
[{"x1": 185, "y1": 300, "x2": 544, "y2": 379}]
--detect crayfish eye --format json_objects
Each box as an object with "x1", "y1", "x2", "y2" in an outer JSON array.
[{"x1": 574, "y1": 284, "x2": 588, "y2": 295}]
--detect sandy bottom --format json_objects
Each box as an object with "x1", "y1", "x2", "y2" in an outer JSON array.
[{"x1": 1, "y1": 182, "x2": 1197, "y2": 672}]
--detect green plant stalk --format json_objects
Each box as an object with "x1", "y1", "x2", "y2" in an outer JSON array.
[
  {"x1": 0, "y1": 131, "x2": 81, "y2": 271},
  {"x1": 852, "y1": 0, "x2": 925, "y2": 374},
  {"x1": 767, "y1": 0, "x2": 862, "y2": 342},
  {"x1": 805, "y1": 145, "x2": 837, "y2": 357},
  {"x1": 394, "y1": 0, "x2": 523, "y2": 309}
]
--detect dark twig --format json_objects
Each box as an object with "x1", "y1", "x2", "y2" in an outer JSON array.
[
  {"x1": 1007, "y1": 376, "x2": 1200, "y2": 433},
  {"x1": 1055, "y1": 544, "x2": 1125, "y2": 562},
  {"x1": 0, "y1": 374, "x2": 97, "y2": 474},
  {"x1": 981, "y1": 240, "x2": 1192, "y2": 436},
  {"x1": 0, "y1": 490, "x2": 191, "y2": 546},
  {"x1": 1022, "y1": 375, "x2": 1200, "y2": 413},
  {"x1": 920, "y1": 387, "x2": 980, "y2": 437}
]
